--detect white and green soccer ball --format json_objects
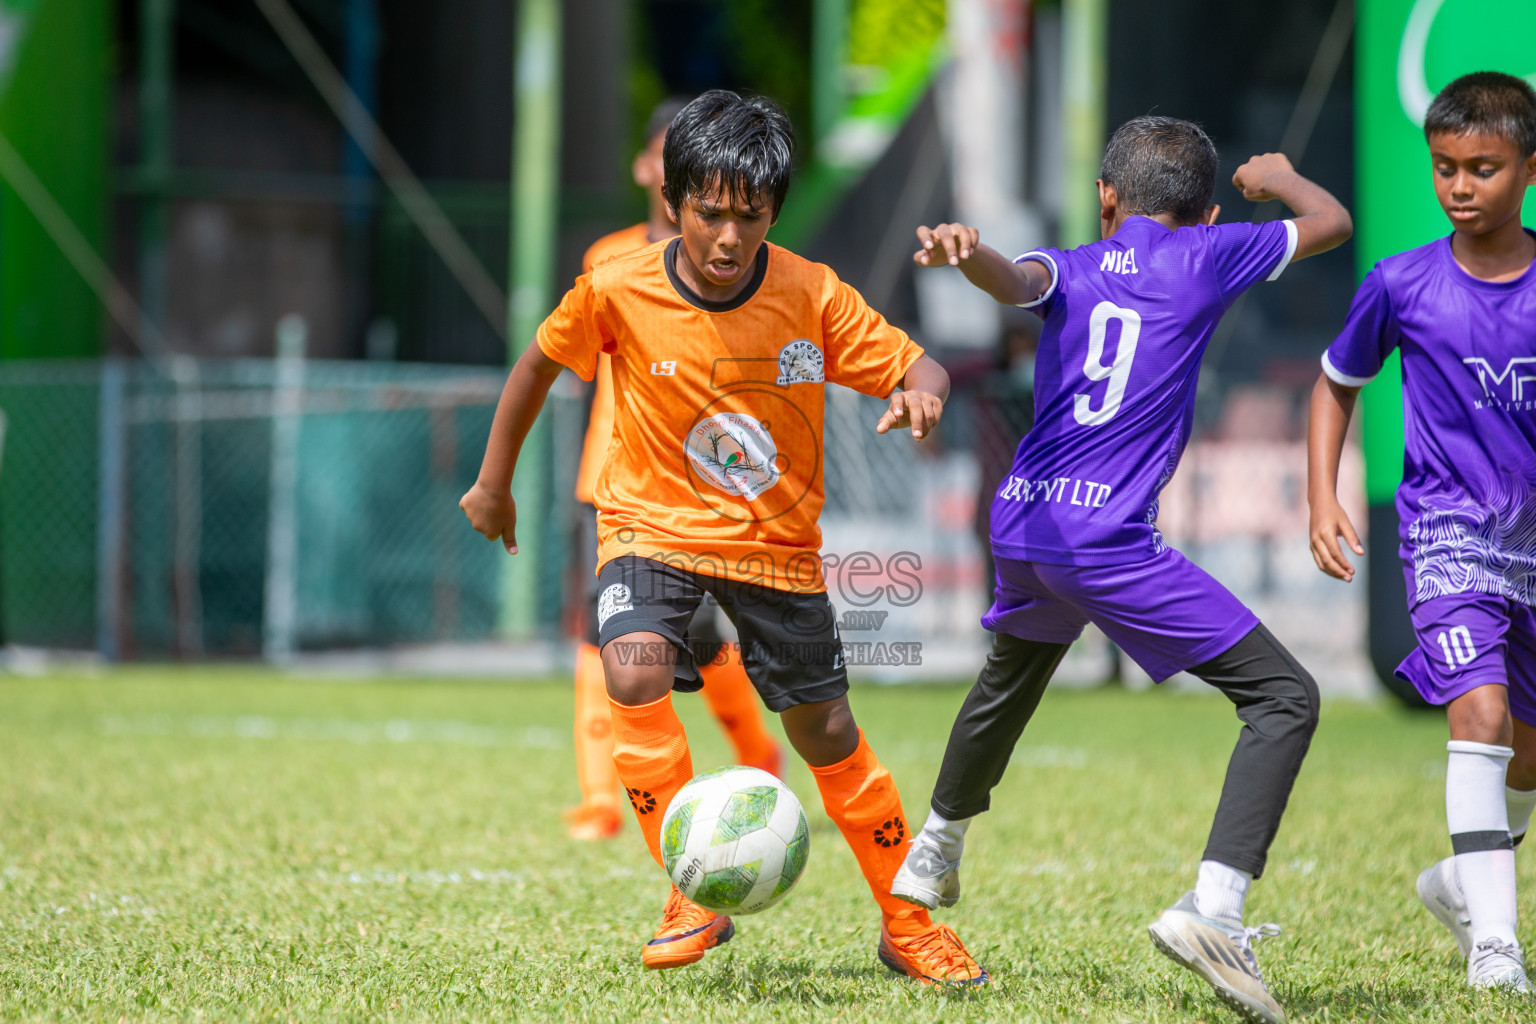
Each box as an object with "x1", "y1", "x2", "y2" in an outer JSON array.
[{"x1": 661, "y1": 766, "x2": 810, "y2": 915}]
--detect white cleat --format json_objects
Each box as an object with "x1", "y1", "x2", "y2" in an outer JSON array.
[
  {"x1": 890, "y1": 841, "x2": 961, "y2": 910},
  {"x1": 1468, "y1": 938, "x2": 1533, "y2": 993},
  {"x1": 1415, "y1": 857, "x2": 1473, "y2": 959},
  {"x1": 1148, "y1": 892, "x2": 1288, "y2": 1024}
]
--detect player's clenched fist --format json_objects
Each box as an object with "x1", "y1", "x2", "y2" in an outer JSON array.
[
  {"x1": 876, "y1": 389, "x2": 944, "y2": 441},
  {"x1": 1231, "y1": 152, "x2": 1298, "y2": 202},
  {"x1": 914, "y1": 223, "x2": 980, "y2": 267},
  {"x1": 460, "y1": 482, "x2": 518, "y2": 554}
]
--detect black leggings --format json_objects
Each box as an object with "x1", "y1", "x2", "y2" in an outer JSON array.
[{"x1": 929, "y1": 624, "x2": 1319, "y2": 878}]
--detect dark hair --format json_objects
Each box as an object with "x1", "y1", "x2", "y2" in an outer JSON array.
[
  {"x1": 1425, "y1": 71, "x2": 1536, "y2": 156},
  {"x1": 662, "y1": 89, "x2": 795, "y2": 218},
  {"x1": 1098, "y1": 115, "x2": 1218, "y2": 225},
  {"x1": 645, "y1": 96, "x2": 691, "y2": 145}
]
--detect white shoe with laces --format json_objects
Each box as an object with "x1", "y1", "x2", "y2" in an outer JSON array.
[
  {"x1": 1415, "y1": 857, "x2": 1473, "y2": 959},
  {"x1": 1148, "y1": 891, "x2": 1288, "y2": 1024},
  {"x1": 1467, "y1": 938, "x2": 1533, "y2": 993},
  {"x1": 890, "y1": 840, "x2": 961, "y2": 910}
]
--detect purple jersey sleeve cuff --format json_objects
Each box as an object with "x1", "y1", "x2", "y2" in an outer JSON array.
[
  {"x1": 1014, "y1": 250, "x2": 1059, "y2": 308},
  {"x1": 1321, "y1": 350, "x2": 1374, "y2": 387},
  {"x1": 1266, "y1": 220, "x2": 1299, "y2": 282}
]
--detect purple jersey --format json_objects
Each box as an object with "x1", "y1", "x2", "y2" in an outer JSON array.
[
  {"x1": 991, "y1": 216, "x2": 1298, "y2": 565},
  {"x1": 1322, "y1": 233, "x2": 1536, "y2": 608}
]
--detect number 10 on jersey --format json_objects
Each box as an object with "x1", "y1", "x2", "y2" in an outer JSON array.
[{"x1": 1436, "y1": 626, "x2": 1478, "y2": 669}]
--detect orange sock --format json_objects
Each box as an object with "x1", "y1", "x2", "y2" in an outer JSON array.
[
  {"x1": 609, "y1": 693, "x2": 694, "y2": 866},
  {"x1": 809, "y1": 730, "x2": 933, "y2": 938},
  {"x1": 571, "y1": 643, "x2": 620, "y2": 811},
  {"x1": 698, "y1": 646, "x2": 780, "y2": 776}
]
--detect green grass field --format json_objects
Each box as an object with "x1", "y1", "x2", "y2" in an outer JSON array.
[{"x1": 0, "y1": 669, "x2": 1528, "y2": 1023}]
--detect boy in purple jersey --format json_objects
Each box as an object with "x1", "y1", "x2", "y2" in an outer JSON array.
[
  {"x1": 889, "y1": 116, "x2": 1351, "y2": 1024},
  {"x1": 1309, "y1": 72, "x2": 1536, "y2": 994}
]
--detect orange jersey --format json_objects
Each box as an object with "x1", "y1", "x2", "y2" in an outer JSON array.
[
  {"x1": 575, "y1": 223, "x2": 660, "y2": 503},
  {"x1": 539, "y1": 239, "x2": 923, "y2": 593}
]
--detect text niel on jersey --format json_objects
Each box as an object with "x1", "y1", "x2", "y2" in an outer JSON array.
[{"x1": 1100, "y1": 248, "x2": 1138, "y2": 275}]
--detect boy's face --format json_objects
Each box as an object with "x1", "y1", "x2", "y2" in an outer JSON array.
[
  {"x1": 1428, "y1": 130, "x2": 1536, "y2": 236},
  {"x1": 667, "y1": 180, "x2": 775, "y2": 298}
]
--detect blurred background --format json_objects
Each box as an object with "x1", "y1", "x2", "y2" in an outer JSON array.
[{"x1": 0, "y1": 0, "x2": 1522, "y2": 700}]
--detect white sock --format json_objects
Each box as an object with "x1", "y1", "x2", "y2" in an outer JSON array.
[
  {"x1": 1446, "y1": 740, "x2": 1518, "y2": 947},
  {"x1": 1194, "y1": 859, "x2": 1251, "y2": 924},
  {"x1": 1507, "y1": 785, "x2": 1536, "y2": 846},
  {"x1": 919, "y1": 809, "x2": 970, "y2": 861}
]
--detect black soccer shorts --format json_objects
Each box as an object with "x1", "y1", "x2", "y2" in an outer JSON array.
[
  {"x1": 576, "y1": 506, "x2": 729, "y2": 656},
  {"x1": 594, "y1": 555, "x2": 848, "y2": 712}
]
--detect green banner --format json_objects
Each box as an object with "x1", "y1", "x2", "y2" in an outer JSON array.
[
  {"x1": 772, "y1": 0, "x2": 946, "y2": 248},
  {"x1": 0, "y1": 0, "x2": 110, "y2": 360},
  {"x1": 1357, "y1": 0, "x2": 1536, "y2": 503}
]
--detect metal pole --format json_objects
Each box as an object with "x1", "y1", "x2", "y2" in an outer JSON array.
[
  {"x1": 502, "y1": 0, "x2": 561, "y2": 638},
  {"x1": 138, "y1": 0, "x2": 175, "y2": 341},
  {"x1": 172, "y1": 354, "x2": 203, "y2": 656},
  {"x1": 812, "y1": 0, "x2": 848, "y2": 147},
  {"x1": 95, "y1": 358, "x2": 127, "y2": 660},
  {"x1": 1060, "y1": 0, "x2": 1105, "y2": 247},
  {"x1": 264, "y1": 315, "x2": 306, "y2": 664},
  {"x1": 342, "y1": 0, "x2": 380, "y2": 196},
  {"x1": 342, "y1": 0, "x2": 380, "y2": 352}
]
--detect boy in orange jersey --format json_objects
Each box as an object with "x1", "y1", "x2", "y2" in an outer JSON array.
[
  {"x1": 462, "y1": 90, "x2": 985, "y2": 983},
  {"x1": 566, "y1": 98, "x2": 782, "y2": 841}
]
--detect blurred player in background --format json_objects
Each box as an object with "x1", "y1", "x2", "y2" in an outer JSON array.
[
  {"x1": 1309, "y1": 71, "x2": 1536, "y2": 993},
  {"x1": 463, "y1": 90, "x2": 985, "y2": 983},
  {"x1": 893, "y1": 117, "x2": 1351, "y2": 1022},
  {"x1": 566, "y1": 98, "x2": 782, "y2": 842}
]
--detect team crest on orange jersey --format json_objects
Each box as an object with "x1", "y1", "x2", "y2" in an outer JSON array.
[
  {"x1": 684, "y1": 412, "x2": 782, "y2": 500},
  {"x1": 776, "y1": 339, "x2": 824, "y2": 385}
]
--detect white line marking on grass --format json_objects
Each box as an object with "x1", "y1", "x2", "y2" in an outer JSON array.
[
  {"x1": 18, "y1": 893, "x2": 161, "y2": 928},
  {"x1": 95, "y1": 714, "x2": 564, "y2": 749},
  {"x1": 84, "y1": 892, "x2": 158, "y2": 917}
]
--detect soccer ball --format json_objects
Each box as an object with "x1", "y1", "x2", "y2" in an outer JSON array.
[{"x1": 661, "y1": 766, "x2": 811, "y2": 915}]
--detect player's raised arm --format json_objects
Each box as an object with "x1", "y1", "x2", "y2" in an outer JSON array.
[
  {"x1": 1231, "y1": 153, "x2": 1352, "y2": 261},
  {"x1": 459, "y1": 342, "x2": 565, "y2": 554},
  {"x1": 1305, "y1": 371, "x2": 1365, "y2": 582},
  {"x1": 875, "y1": 354, "x2": 950, "y2": 442},
  {"x1": 913, "y1": 223, "x2": 1053, "y2": 307}
]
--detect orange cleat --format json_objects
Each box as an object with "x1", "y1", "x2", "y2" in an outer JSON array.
[
  {"x1": 562, "y1": 802, "x2": 623, "y2": 841},
  {"x1": 641, "y1": 887, "x2": 735, "y2": 969},
  {"x1": 877, "y1": 921, "x2": 990, "y2": 986}
]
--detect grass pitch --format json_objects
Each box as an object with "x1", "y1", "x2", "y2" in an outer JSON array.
[{"x1": 0, "y1": 668, "x2": 1528, "y2": 1023}]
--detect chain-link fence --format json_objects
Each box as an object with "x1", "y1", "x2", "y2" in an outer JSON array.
[
  {"x1": 0, "y1": 357, "x2": 583, "y2": 657},
  {"x1": 0, "y1": 357, "x2": 1367, "y2": 693},
  {"x1": 0, "y1": 357, "x2": 993, "y2": 664},
  {"x1": 820, "y1": 373, "x2": 1371, "y2": 692}
]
